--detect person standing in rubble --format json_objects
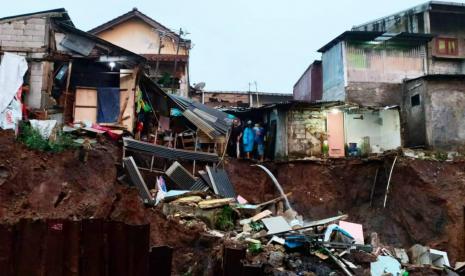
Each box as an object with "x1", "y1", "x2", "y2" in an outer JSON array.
[
  {"x1": 253, "y1": 123, "x2": 265, "y2": 162},
  {"x1": 242, "y1": 120, "x2": 255, "y2": 159},
  {"x1": 228, "y1": 118, "x2": 243, "y2": 158}
]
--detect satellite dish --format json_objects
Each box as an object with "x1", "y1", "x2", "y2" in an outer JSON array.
[{"x1": 194, "y1": 82, "x2": 206, "y2": 90}]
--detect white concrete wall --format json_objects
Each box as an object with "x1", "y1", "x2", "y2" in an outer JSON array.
[{"x1": 344, "y1": 109, "x2": 401, "y2": 153}]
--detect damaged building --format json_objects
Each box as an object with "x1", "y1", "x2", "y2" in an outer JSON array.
[{"x1": 0, "y1": 8, "x2": 145, "y2": 132}]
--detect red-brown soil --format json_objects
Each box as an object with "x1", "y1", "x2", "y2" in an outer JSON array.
[
  {"x1": 0, "y1": 130, "x2": 209, "y2": 274},
  {"x1": 226, "y1": 157, "x2": 465, "y2": 263},
  {"x1": 1, "y1": 129, "x2": 465, "y2": 272}
]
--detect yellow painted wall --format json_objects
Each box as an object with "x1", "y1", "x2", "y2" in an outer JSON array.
[{"x1": 96, "y1": 18, "x2": 188, "y2": 55}]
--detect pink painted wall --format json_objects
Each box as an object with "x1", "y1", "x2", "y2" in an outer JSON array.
[{"x1": 327, "y1": 112, "x2": 345, "y2": 158}]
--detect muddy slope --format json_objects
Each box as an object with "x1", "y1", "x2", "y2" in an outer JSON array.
[
  {"x1": 227, "y1": 158, "x2": 465, "y2": 263},
  {"x1": 0, "y1": 131, "x2": 209, "y2": 274}
]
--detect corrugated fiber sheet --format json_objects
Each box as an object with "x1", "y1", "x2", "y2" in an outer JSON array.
[
  {"x1": 165, "y1": 161, "x2": 209, "y2": 191},
  {"x1": 206, "y1": 166, "x2": 236, "y2": 198},
  {"x1": 123, "y1": 156, "x2": 156, "y2": 205},
  {"x1": 123, "y1": 137, "x2": 219, "y2": 163}
]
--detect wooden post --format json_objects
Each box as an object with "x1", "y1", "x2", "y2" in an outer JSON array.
[
  {"x1": 192, "y1": 130, "x2": 199, "y2": 175},
  {"x1": 63, "y1": 60, "x2": 73, "y2": 123}
]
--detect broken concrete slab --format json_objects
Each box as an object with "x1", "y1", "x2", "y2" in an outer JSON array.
[
  {"x1": 370, "y1": 256, "x2": 401, "y2": 276},
  {"x1": 262, "y1": 216, "x2": 292, "y2": 235},
  {"x1": 408, "y1": 244, "x2": 450, "y2": 268},
  {"x1": 394, "y1": 248, "x2": 409, "y2": 264}
]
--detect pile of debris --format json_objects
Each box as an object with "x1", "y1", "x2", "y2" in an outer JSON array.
[{"x1": 119, "y1": 142, "x2": 462, "y2": 275}]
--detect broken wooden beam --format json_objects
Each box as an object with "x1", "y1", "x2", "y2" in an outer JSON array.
[{"x1": 198, "y1": 198, "x2": 235, "y2": 209}]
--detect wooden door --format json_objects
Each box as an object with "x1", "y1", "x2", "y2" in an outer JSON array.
[{"x1": 327, "y1": 111, "x2": 345, "y2": 158}]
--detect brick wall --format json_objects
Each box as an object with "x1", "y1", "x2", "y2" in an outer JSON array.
[
  {"x1": 287, "y1": 108, "x2": 326, "y2": 158},
  {"x1": 0, "y1": 17, "x2": 49, "y2": 109},
  {"x1": 0, "y1": 18, "x2": 47, "y2": 50}
]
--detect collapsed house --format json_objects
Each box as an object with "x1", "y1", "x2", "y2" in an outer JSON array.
[
  {"x1": 0, "y1": 8, "x2": 145, "y2": 132},
  {"x1": 0, "y1": 8, "x2": 233, "y2": 154}
]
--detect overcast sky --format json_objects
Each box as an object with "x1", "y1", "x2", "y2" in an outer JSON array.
[{"x1": 2, "y1": 0, "x2": 464, "y2": 93}]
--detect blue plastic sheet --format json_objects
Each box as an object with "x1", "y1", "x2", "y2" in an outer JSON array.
[{"x1": 97, "y1": 87, "x2": 120, "y2": 123}]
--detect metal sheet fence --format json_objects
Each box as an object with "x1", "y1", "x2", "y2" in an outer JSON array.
[{"x1": 0, "y1": 219, "x2": 171, "y2": 276}]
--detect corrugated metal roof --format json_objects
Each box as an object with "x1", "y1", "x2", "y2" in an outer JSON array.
[
  {"x1": 123, "y1": 137, "x2": 220, "y2": 163},
  {"x1": 123, "y1": 157, "x2": 156, "y2": 205},
  {"x1": 168, "y1": 94, "x2": 232, "y2": 138},
  {"x1": 318, "y1": 31, "x2": 433, "y2": 53},
  {"x1": 206, "y1": 166, "x2": 236, "y2": 198},
  {"x1": 203, "y1": 91, "x2": 292, "y2": 96},
  {"x1": 165, "y1": 161, "x2": 209, "y2": 191}
]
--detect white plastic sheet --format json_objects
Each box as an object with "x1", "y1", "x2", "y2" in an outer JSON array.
[
  {"x1": 29, "y1": 120, "x2": 57, "y2": 139},
  {"x1": 0, "y1": 53, "x2": 28, "y2": 130},
  {"x1": 0, "y1": 88, "x2": 22, "y2": 130},
  {"x1": 0, "y1": 53, "x2": 28, "y2": 113}
]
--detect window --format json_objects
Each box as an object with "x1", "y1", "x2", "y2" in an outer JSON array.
[
  {"x1": 411, "y1": 94, "x2": 420, "y2": 107},
  {"x1": 436, "y1": 37, "x2": 458, "y2": 56}
]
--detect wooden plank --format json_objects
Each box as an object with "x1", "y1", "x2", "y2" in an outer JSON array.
[
  {"x1": 74, "y1": 88, "x2": 97, "y2": 123},
  {"x1": 120, "y1": 69, "x2": 137, "y2": 133},
  {"x1": 198, "y1": 198, "x2": 235, "y2": 209}
]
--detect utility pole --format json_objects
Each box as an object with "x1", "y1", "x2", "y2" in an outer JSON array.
[
  {"x1": 171, "y1": 28, "x2": 183, "y2": 94},
  {"x1": 254, "y1": 81, "x2": 260, "y2": 107},
  {"x1": 153, "y1": 30, "x2": 165, "y2": 82},
  {"x1": 248, "y1": 82, "x2": 253, "y2": 107}
]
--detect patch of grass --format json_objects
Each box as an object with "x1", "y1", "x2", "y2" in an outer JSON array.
[
  {"x1": 18, "y1": 122, "x2": 76, "y2": 153},
  {"x1": 215, "y1": 205, "x2": 235, "y2": 231}
]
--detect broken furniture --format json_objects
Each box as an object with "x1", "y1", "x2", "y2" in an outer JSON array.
[
  {"x1": 122, "y1": 156, "x2": 156, "y2": 206},
  {"x1": 165, "y1": 161, "x2": 209, "y2": 192}
]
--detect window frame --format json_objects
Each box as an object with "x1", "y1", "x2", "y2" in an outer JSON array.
[
  {"x1": 435, "y1": 37, "x2": 459, "y2": 56},
  {"x1": 411, "y1": 94, "x2": 421, "y2": 107}
]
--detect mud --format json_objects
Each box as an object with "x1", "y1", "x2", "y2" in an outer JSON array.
[
  {"x1": 0, "y1": 131, "x2": 210, "y2": 274},
  {"x1": 1, "y1": 128, "x2": 465, "y2": 273},
  {"x1": 226, "y1": 157, "x2": 465, "y2": 263}
]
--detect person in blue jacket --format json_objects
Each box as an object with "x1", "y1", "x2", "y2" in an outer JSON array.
[{"x1": 242, "y1": 120, "x2": 255, "y2": 159}]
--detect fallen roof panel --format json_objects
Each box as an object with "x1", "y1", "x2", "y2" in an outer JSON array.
[
  {"x1": 123, "y1": 156, "x2": 156, "y2": 206},
  {"x1": 123, "y1": 137, "x2": 219, "y2": 163},
  {"x1": 165, "y1": 161, "x2": 209, "y2": 191},
  {"x1": 206, "y1": 166, "x2": 236, "y2": 198}
]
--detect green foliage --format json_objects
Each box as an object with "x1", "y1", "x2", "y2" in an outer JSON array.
[
  {"x1": 249, "y1": 220, "x2": 265, "y2": 232},
  {"x1": 18, "y1": 122, "x2": 76, "y2": 153},
  {"x1": 215, "y1": 206, "x2": 235, "y2": 231},
  {"x1": 248, "y1": 242, "x2": 262, "y2": 254},
  {"x1": 435, "y1": 151, "x2": 448, "y2": 161}
]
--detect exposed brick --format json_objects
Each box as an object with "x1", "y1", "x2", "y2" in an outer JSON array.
[
  {"x1": 24, "y1": 29, "x2": 44, "y2": 36},
  {"x1": 32, "y1": 35, "x2": 44, "y2": 42},
  {"x1": 27, "y1": 18, "x2": 46, "y2": 24},
  {"x1": 1, "y1": 40, "x2": 22, "y2": 47},
  {"x1": 34, "y1": 24, "x2": 45, "y2": 31},
  {"x1": 13, "y1": 22, "x2": 25, "y2": 30},
  {"x1": 0, "y1": 35, "x2": 12, "y2": 41},
  {"x1": 22, "y1": 41, "x2": 44, "y2": 48},
  {"x1": 1, "y1": 29, "x2": 23, "y2": 35}
]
